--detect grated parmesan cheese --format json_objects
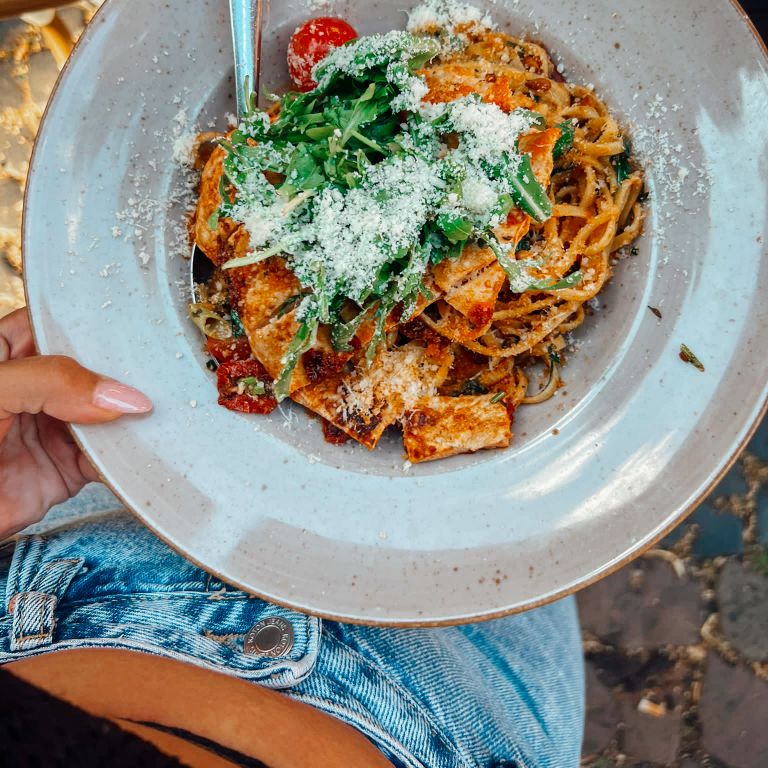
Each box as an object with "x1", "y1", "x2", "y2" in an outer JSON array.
[
  {"x1": 462, "y1": 177, "x2": 498, "y2": 213},
  {"x1": 292, "y1": 154, "x2": 443, "y2": 300},
  {"x1": 171, "y1": 108, "x2": 197, "y2": 166},
  {"x1": 407, "y1": 0, "x2": 495, "y2": 34},
  {"x1": 312, "y1": 31, "x2": 440, "y2": 112},
  {"x1": 338, "y1": 345, "x2": 443, "y2": 421}
]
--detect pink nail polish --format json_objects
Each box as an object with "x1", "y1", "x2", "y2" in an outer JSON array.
[{"x1": 92, "y1": 380, "x2": 153, "y2": 414}]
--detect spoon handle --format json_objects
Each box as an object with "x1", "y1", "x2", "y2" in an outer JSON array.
[{"x1": 229, "y1": 0, "x2": 266, "y2": 118}]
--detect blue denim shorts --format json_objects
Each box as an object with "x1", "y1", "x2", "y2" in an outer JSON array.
[{"x1": 0, "y1": 485, "x2": 584, "y2": 768}]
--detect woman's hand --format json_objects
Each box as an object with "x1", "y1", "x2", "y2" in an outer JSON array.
[{"x1": 0, "y1": 308, "x2": 152, "y2": 539}]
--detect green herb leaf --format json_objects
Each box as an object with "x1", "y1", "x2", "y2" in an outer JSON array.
[
  {"x1": 331, "y1": 306, "x2": 370, "y2": 352},
  {"x1": 515, "y1": 233, "x2": 533, "y2": 253},
  {"x1": 490, "y1": 391, "x2": 506, "y2": 404},
  {"x1": 488, "y1": 238, "x2": 581, "y2": 293},
  {"x1": 436, "y1": 213, "x2": 474, "y2": 244},
  {"x1": 275, "y1": 293, "x2": 306, "y2": 319},
  {"x1": 222, "y1": 241, "x2": 287, "y2": 270},
  {"x1": 239, "y1": 377, "x2": 267, "y2": 396},
  {"x1": 305, "y1": 125, "x2": 337, "y2": 142},
  {"x1": 458, "y1": 379, "x2": 488, "y2": 396},
  {"x1": 273, "y1": 313, "x2": 319, "y2": 401},
  {"x1": 679, "y1": 344, "x2": 705, "y2": 373},
  {"x1": 612, "y1": 137, "x2": 633, "y2": 184},
  {"x1": 365, "y1": 301, "x2": 392, "y2": 365},
  {"x1": 553, "y1": 121, "x2": 575, "y2": 160},
  {"x1": 525, "y1": 271, "x2": 582, "y2": 291},
  {"x1": 230, "y1": 308, "x2": 245, "y2": 338},
  {"x1": 544, "y1": 344, "x2": 560, "y2": 390},
  {"x1": 508, "y1": 154, "x2": 552, "y2": 222},
  {"x1": 514, "y1": 108, "x2": 547, "y2": 130},
  {"x1": 279, "y1": 144, "x2": 326, "y2": 196}
]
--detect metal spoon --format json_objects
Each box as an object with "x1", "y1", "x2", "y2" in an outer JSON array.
[{"x1": 191, "y1": 0, "x2": 267, "y2": 295}]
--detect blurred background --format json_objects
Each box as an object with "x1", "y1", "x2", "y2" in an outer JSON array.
[{"x1": 0, "y1": 2, "x2": 766, "y2": 767}]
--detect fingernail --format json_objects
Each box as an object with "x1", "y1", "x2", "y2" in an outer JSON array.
[{"x1": 92, "y1": 380, "x2": 153, "y2": 414}]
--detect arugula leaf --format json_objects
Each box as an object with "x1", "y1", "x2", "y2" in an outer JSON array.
[
  {"x1": 304, "y1": 125, "x2": 337, "y2": 142},
  {"x1": 508, "y1": 155, "x2": 552, "y2": 222},
  {"x1": 324, "y1": 83, "x2": 386, "y2": 148},
  {"x1": 275, "y1": 293, "x2": 306, "y2": 319},
  {"x1": 436, "y1": 213, "x2": 474, "y2": 244},
  {"x1": 612, "y1": 137, "x2": 633, "y2": 184},
  {"x1": 553, "y1": 121, "x2": 575, "y2": 159},
  {"x1": 330, "y1": 306, "x2": 370, "y2": 352},
  {"x1": 544, "y1": 344, "x2": 560, "y2": 390},
  {"x1": 273, "y1": 312, "x2": 319, "y2": 401},
  {"x1": 278, "y1": 144, "x2": 325, "y2": 197},
  {"x1": 514, "y1": 108, "x2": 547, "y2": 130},
  {"x1": 406, "y1": 37, "x2": 441, "y2": 69},
  {"x1": 487, "y1": 239, "x2": 581, "y2": 293},
  {"x1": 222, "y1": 241, "x2": 288, "y2": 271},
  {"x1": 365, "y1": 300, "x2": 393, "y2": 365},
  {"x1": 525, "y1": 271, "x2": 582, "y2": 291}
]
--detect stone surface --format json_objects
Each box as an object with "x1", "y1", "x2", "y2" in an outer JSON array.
[
  {"x1": 699, "y1": 654, "x2": 768, "y2": 768},
  {"x1": 717, "y1": 560, "x2": 768, "y2": 663},
  {"x1": 757, "y1": 489, "x2": 768, "y2": 546},
  {"x1": 620, "y1": 694, "x2": 682, "y2": 766},
  {"x1": 691, "y1": 505, "x2": 745, "y2": 559},
  {"x1": 27, "y1": 46, "x2": 57, "y2": 104},
  {"x1": 583, "y1": 661, "x2": 620, "y2": 756},
  {"x1": 663, "y1": 480, "x2": 746, "y2": 558},
  {"x1": 578, "y1": 557, "x2": 702, "y2": 650}
]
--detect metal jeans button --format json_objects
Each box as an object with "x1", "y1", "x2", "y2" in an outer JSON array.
[{"x1": 244, "y1": 616, "x2": 294, "y2": 658}]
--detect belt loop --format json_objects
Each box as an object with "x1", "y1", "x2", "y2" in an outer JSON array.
[
  {"x1": 4, "y1": 535, "x2": 44, "y2": 613},
  {"x1": 9, "y1": 557, "x2": 85, "y2": 652}
]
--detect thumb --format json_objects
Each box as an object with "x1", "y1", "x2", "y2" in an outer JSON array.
[{"x1": 0, "y1": 355, "x2": 153, "y2": 425}]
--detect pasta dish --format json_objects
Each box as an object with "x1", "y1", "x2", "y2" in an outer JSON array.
[{"x1": 188, "y1": 1, "x2": 645, "y2": 462}]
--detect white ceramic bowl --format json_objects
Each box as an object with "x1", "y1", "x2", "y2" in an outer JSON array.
[{"x1": 23, "y1": 0, "x2": 768, "y2": 624}]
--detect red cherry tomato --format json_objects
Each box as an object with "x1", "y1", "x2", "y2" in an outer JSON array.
[{"x1": 287, "y1": 17, "x2": 358, "y2": 92}]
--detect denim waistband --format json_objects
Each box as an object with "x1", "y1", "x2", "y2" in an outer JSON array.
[
  {"x1": 0, "y1": 511, "x2": 320, "y2": 687},
  {"x1": 0, "y1": 499, "x2": 584, "y2": 768}
]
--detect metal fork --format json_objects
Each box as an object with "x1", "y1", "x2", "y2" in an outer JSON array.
[{"x1": 191, "y1": 0, "x2": 267, "y2": 294}]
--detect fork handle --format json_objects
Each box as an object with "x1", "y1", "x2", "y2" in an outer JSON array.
[{"x1": 229, "y1": 0, "x2": 265, "y2": 118}]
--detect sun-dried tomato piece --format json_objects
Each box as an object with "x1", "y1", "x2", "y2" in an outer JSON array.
[
  {"x1": 216, "y1": 359, "x2": 277, "y2": 414},
  {"x1": 206, "y1": 336, "x2": 252, "y2": 364}
]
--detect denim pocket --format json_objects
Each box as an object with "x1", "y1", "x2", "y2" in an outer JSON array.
[{"x1": 0, "y1": 512, "x2": 320, "y2": 687}]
